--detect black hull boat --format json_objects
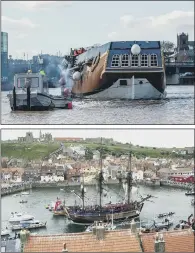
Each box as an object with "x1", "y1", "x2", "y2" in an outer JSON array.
[
  {"x1": 67, "y1": 203, "x2": 144, "y2": 224},
  {"x1": 157, "y1": 212, "x2": 175, "y2": 218},
  {"x1": 185, "y1": 190, "x2": 195, "y2": 196}
]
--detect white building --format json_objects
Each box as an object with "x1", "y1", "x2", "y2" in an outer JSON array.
[
  {"x1": 132, "y1": 170, "x2": 144, "y2": 180},
  {"x1": 70, "y1": 145, "x2": 85, "y2": 156},
  {"x1": 41, "y1": 175, "x2": 64, "y2": 182}
]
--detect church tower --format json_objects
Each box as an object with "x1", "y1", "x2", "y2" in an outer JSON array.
[{"x1": 177, "y1": 32, "x2": 189, "y2": 51}]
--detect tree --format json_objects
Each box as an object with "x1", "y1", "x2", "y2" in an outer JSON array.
[
  {"x1": 161, "y1": 41, "x2": 175, "y2": 53},
  {"x1": 85, "y1": 147, "x2": 94, "y2": 160},
  {"x1": 96, "y1": 146, "x2": 110, "y2": 159}
]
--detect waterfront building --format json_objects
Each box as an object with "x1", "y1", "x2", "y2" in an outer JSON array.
[{"x1": 1, "y1": 32, "x2": 8, "y2": 81}]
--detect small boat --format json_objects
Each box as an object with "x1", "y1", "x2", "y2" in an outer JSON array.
[
  {"x1": 52, "y1": 199, "x2": 67, "y2": 216},
  {"x1": 1, "y1": 229, "x2": 10, "y2": 236},
  {"x1": 141, "y1": 218, "x2": 173, "y2": 231},
  {"x1": 21, "y1": 192, "x2": 30, "y2": 195},
  {"x1": 191, "y1": 199, "x2": 195, "y2": 205},
  {"x1": 60, "y1": 189, "x2": 64, "y2": 191},
  {"x1": 157, "y1": 212, "x2": 175, "y2": 218},
  {"x1": 85, "y1": 221, "x2": 116, "y2": 232},
  {"x1": 11, "y1": 221, "x2": 47, "y2": 231},
  {"x1": 19, "y1": 200, "x2": 28, "y2": 204},
  {"x1": 185, "y1": 190, "x2": 195, "y2": 196},
  {"x1": 7, "y1": 73, "x2": 72, "y2": 111},
  {"x1": 86, "y1": 212, "x2": 116, "y2": 232},
  {"x1": 9, "y1": 212, "x2": 34, "y2": 223}
]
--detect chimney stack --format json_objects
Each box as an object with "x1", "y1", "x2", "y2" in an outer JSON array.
[
  {"x1": 20, "y1": 229, "x2": 30, "y2": 252},
  {"x1": 62, "y1": 243, "x2": 68, "y2": 252},
  {"x1": 131, "y1": 219, "x2": 137, "y2": 234},
  {"x1": 154, "y1": 233, "x2": 165, "y2": 252},
  {"x1": 94, "y1": 221, "x2": 106, "y2": 240}
]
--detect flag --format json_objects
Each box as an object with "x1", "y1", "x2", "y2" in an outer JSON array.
[{"x1": 54, "y1": 200, "x2": 62, "y2": 211}]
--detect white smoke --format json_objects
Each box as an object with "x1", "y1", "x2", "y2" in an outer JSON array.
[{"x1": 59, "y1": 58, "x2": 74, "y2": 92}]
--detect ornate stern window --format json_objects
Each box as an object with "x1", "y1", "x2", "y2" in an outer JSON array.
[
  {"x1": 131, "y1": 54, "x2": 139, "y2": 67},
  {"x1": 121, "y1": 54, "x2": 130, "y2": 67},
  {"x1": 111, "y1": 54, "x2": 120, "y2": 67},
  {"x1": 141, "y1": 54, "x2": 148, "y2": 67},
  {"x1": 150, "y1": 54, "x2": 158, "y2": 66}
]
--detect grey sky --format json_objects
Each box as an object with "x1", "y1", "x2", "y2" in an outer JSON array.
[
  {"x1": 1, "y1": 129, "x2": 194, "y2": 148},
  {"x1": 2, "y1": 1, "x2": 194, "y2": 58}
]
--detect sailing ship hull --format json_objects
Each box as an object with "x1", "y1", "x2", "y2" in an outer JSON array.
[
  {"x1": 67, "y1": 203, "x2": 144, "y2": 224},
  {"x1": 71, "y1": 41, "x2": 166, "y2": 100}
]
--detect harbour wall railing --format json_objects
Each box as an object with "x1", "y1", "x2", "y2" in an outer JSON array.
[
  {"x1": 1, "y1": 179, "x2": 193, "y2": 196},
  {"x1": 160, "y1": 180, "x2": 193, "y2": 190},
  {"x1": 1, "y1": 182, "x2": 32, "y2": 197}
]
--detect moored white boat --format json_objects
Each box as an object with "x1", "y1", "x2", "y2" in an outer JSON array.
[
  {"x1": 1, "y1": 229, "x2": 10, "y2": 236},
  {"x1": 11, "y1": 221, "x2": 47, "y2": 231},
  {"x1": 9, "y1": 212, "x2": 34, "y2": 223},
  {"x1": 21, "y1": 192, "x2": 30, "y2": 195}
]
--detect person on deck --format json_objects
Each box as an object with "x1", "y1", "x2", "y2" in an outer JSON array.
[{"x1": 39, "y1": 69, "x2": 46, "y2": 76}]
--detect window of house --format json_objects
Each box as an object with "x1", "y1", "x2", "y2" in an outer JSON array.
[
  {"x1": 150, "y1": 54, "x2": 158, "y2": 66},
  {"x1": 121, "y1": 54, "x2": 129, "y2": 67},
  {"x1": 141, "y1": 54, "x2": 148, "y2": 67},
  {"x1": 131, "y1": 54, "x2": 139, "y2": 67},
  {"x1": 111, "y1": 54, "x2": 120, "y2": 67}
]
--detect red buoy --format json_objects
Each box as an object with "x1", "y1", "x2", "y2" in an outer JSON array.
[{"x1": 68, "y1": 102, "x2": 72, "y2": 109}]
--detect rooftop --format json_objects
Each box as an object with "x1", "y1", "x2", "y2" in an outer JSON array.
[
  {"x1": 24, "y1": 229, "x2": 142, "y2": 252},
  {"x1": 140, "y1": 229, "x2": 194, "y2": 252}
]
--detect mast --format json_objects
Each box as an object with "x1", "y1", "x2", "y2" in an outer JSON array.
[
  {"x1": 127, "y1": 151, "x2": 132, "y2": 204},
  {"x1": 99, "y1": 138, "x2": 103, "y2": 209},
  {"x1": 81, "y1": 170, "x2": 85, "y2": 210}
]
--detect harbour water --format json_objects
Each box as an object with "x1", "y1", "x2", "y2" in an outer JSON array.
[
  {"x1": 1, "y1": 185, "x2": 194, "y2": 235},
  {"x1": 1, "y1": 86, "x2": 194, "y2": 124}
]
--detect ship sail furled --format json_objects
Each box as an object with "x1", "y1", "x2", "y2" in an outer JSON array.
[{"x1": 123, "y1": 152, "x2": 138, "y2": 203}]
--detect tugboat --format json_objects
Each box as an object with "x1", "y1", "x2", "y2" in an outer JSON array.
[
  {"x1": 66, "y1": 143, "x2": 153, "y2": 224},
  {"x1": 63, "y1": 41, "x2": 166, "y2": 100},
  {"x1": 7, "y1": 71, "x2": 72, "y2": 111}
]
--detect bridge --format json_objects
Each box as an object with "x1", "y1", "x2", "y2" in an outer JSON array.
[{"x1": 165, "y1": 61, "x2": 194, "y2": 74}]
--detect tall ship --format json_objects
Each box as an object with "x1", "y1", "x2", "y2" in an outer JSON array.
[
  {"x1": 65, "y1": 147, "x2": 152, "y2": 224},
  {"x1": 62, "y1": 41, "x2": 166, "y2": 100}
]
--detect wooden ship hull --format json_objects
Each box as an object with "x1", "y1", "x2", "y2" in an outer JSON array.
[
  {"x1": 66, "y1": 203, "x2": 144, "y2": 224},
  {"x1": 70, "y1": 41, "x2": 166, "y2": 100}
]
